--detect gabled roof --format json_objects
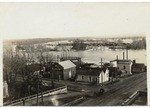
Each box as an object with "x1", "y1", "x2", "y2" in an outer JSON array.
[
  {"x1": 77, "y1": 68, "x2": 107, "y2": 76},
  {"x1": 59, "y1": 60, "x2": 76, "y2": 69}
]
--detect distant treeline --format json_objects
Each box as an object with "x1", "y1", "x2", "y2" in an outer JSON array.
[
  {"x1": 72, "y1": 39, "x2": 87, "y2": 50},
  {"x1": 126, "y1": 38, "x2": 146, "y2": 50},
  {"x1": 3, "y1": 36, "x2": 146, "y2": 51},
  {"x1": 71, "y1": 37, "x2": 146, "y2": 50}
]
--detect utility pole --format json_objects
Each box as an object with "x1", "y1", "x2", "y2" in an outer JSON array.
[
  {"x1": 37, "y1": 75, "x2": 39, "y2": 106},
  {"x1": 101, "y1": 58, "x2": 103, "y2": 86},
  {"x1": 40, "y1": 58, "x2": 43, "y2": 105},
  {"x1": 101, "y1": 58, "x2": 103, "y2": 68}
]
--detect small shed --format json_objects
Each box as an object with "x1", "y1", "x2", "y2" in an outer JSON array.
[{"x1": 59, "y1": 60, "x2": 76, "y2": 80}]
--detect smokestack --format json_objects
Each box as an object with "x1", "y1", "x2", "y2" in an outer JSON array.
[
  {"x1": 116, "y1": 55, "x2": 118, "y2": 60},
  {"x1": 57, "y1": 55, "x2": 60, "y2": 62},
  {"x1": 101, "y1": 58, "x2": 102, "y2": 68},
  {"x1": 123, "y1": 52, "x2": 125, "y2": 60},
  {"x1": 126, "y1": 49, "x2": 128, "y2": 60},
  {"x1": 133, "y1": 60, "x2": 136, "y2": 64}
]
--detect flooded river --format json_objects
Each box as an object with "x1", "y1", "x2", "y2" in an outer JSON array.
[{"x1": 46, "y1": 48, "x2": 147, "y2": 65}]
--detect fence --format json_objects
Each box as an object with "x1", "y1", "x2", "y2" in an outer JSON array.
[{"x1": 4, "y1": 86, "x2": 67, "y2": 106}]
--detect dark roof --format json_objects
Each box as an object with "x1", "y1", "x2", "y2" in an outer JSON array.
[
  {"x1": 77, "y1": 68, "x2": 106, "y2": 76},
  {"x1": 110, "y1": 59, "x2": 132, "y2": 64},
  {"x1": 45, "y1": 62, "x2": 63, "y2": 69},
  {"x1": 132, "y1": 63, "x2": 145, "y2": 68},
  {"x1": 108, "y1": 67, "x2": 118, "y2": 72},
  {"x1": 77, "y1": 63, "x2": 99, "y2": 69}
]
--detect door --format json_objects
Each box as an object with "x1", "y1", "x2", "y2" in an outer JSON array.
[{"x1": 69, "y1": 71, "x2": 72, "y2": 78}]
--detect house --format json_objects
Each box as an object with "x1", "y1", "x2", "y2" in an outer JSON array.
[
  {"x1": 132, "y1": 60, "x2": 145, "y2": 73},
  {"x1": 76, "y1": 66, "x2": 109, "y2": 84},
  {"x1": 59, "y1": 60, "x2": 76, "y2": 80},
  {"x1": 44, "y1": 60, "x2": 76, "y2": 80},
  {"x1": 110, "y1": 59, "x2": 132, "y2": 76},
  {"x1": 3, "y1": 81, "x2": 9, "y2": 99},
  {"x1": 44, "y1": 62, "x2": 63, "y2": 80}
]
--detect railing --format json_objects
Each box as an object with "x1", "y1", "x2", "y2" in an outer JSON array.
[
  {"x1": 122, "y1": 91, "x2": 139, "y2": 105},
  {"x1": 4, "y1": 86, "x2": 67, "y2": 106}
]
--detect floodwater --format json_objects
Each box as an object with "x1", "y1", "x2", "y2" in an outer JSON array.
[{"x1": 46, "y1": 47, "x2": 147, "y2": 65}]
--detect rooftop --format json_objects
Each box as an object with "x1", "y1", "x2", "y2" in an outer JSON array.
[
  {"x1": 110, "y1": 59, "x2": 132, "y2": 63},
  {"x1": 77, "y1": 68, "x2": 107, "y2": 76},
  {"x1": 59, "y1": 60, "x2": 76, "y2": 69},
  {"x1": 132, "y1": 63, "x2": 145, "y2": 68}
]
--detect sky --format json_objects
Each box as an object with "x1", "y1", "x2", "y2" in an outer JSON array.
[{"x1": 0, "y1": 2, "x2": 150, "y2": 40}]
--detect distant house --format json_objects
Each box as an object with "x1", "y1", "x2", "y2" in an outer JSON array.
[
  {"x1": 44, "y1": 60, "x2": 76, "y2": 80},
  {"x1": 132, "y1": 60, "x2": 145, "y2": 73},
  {"x1": 110, "y1": 59, "x2": 132, "y2": 76},
  {"x1": 3, "y1": 81, "x2": 9, "y2": 99},
  {"x1": 76, "y1": 65, "x2": 109, "y2": 84}
]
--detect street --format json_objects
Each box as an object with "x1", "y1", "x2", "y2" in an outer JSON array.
[
  {"x1": 10, "y1": 72, "x2": 147, "y2": 106},
  {"x1": 77, "y1": 72, "x2": 147, "y2": 106}
]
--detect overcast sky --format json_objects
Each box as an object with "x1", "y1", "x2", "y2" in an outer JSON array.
[{"x1": 0, "y1": 2, "x2": 150, "y2": 40}]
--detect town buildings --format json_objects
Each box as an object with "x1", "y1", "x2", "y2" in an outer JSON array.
[
  {"x1": 131, "y1": 60, "x2": 146, "y2": 73},
  {"x1": 44, "y1": 60, "x2": 76, "y2": 80},
  {"x1": 76, "y1": 63, "x2": 109, "y2": 84},
  {"x1": 110, "y1": 59, "x2": 133, "y2": 76}
]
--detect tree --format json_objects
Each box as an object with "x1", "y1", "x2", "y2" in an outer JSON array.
[{"x1": 72, "y1": 39, "x2": 87, "y2": 50}]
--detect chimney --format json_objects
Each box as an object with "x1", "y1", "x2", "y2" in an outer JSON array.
[
  {"x1": 133, "y1": 60, "x2": 136, "y2": 64},
  {"x1": 101, "y1": 58, "x2": 103, "y2": 68},
  {"x1": 57, "y1": 55, "x2": 60, "y2": 62},
  {"x1": 123, "y1": 52, "x2": 125, "y2": 60},
  {"x1": 116, "y1": 55, "x2": 118, "y2": 60},
  {"x1": 126, "y1": 49, "x2": 128, "y2": 60}
]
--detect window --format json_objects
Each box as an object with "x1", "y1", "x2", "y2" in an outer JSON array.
[
  {"x1": 82, "y1": 76, "x2": 84, "y2": 80},
  {"x1": 95, "y1": 78, "x2": 97, "y2": 82},
  {"x1": 89, "y1": 76, "x2": 91, "y2": 81},
  {"x1": 123, "y1": 66, "x2": 126, "y2": 69}
]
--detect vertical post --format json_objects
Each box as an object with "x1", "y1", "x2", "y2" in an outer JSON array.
[
  {"x1": 101, "y1": 58, "x2": 102, "y2": 68},
  {"x1": 22, "y1": 99, "x2": 25, "y2": 106},
  {"x1": 123, "y1": 52, "x2": 125, "y2": 60},
  {"x1": 41, "y1": 80, "x2": 43, "y2": 105},
  {"x1": 126, "y1": 49, "x2": 128, "y2": 60},
  {"x1": 37, "y1": 77, "x2": 39, "y2": 106},
  {"x1": 40, "y1": 58, "x2": 43, "y2": 105},
  {"x1": 116, "y1": 55, "x2": 118, "y2": 60}
]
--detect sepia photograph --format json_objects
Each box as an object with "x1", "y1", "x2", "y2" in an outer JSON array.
[{"x1": 1, "y1": 2, "x2": 149, "y2": 106}]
